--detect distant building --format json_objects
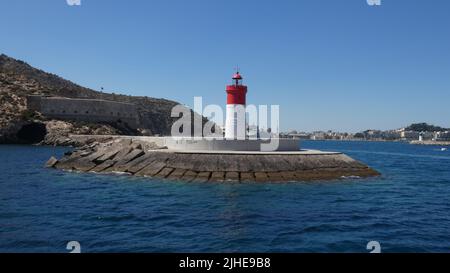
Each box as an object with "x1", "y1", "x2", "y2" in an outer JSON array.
[
  {"x1": 399, "y1": 129, "x2": 420, "y2": 140},
  {"x1": 283, "y1": 132, "x2": 311, "y2": 140},
  {"x1": 436, "y1": 131, "x2": 450, "y2": 141}
]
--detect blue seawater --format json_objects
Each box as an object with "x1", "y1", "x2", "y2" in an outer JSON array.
[{"x1": 1, "y1": 141, "x2": 450, "y2": 253}]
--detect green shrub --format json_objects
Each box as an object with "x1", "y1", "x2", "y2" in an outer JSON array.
[{"x1": 21, "y1": 110, "x2": 38, "y2": 121}]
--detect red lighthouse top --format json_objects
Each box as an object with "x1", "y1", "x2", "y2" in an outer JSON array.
[{"x1": 226, "y1": 71, "x2": 247, "y2": 105}]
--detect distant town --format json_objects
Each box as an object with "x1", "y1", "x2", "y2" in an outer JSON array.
[{"x1": 280, "y1": 123, "x2": 450, "y2": 145}]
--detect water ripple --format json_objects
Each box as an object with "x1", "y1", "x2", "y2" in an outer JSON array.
[{"x1": 1, "y1": 142, "x2": 450, "y2": 252}]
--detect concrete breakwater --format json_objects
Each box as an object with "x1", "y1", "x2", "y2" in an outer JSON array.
[
  {"x1": 410, "y1": 140, "x2": 450, "y2": 146},
  {"x1": 46, "y1": 137, "x2": 379, "y2": 182}
]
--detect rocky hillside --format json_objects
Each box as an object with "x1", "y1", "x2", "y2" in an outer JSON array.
[{"x1": 0, "y1": 54, "x2": 190, "y2": 145}]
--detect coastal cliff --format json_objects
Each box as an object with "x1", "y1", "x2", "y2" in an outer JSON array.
[{"x1": 0, "y1": 54, "x2": 188, "y2": 145}]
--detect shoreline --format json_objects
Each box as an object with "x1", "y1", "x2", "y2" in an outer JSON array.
[
  {"x1": 410, "y1": 140, "x2": 450, "y2": 146},
  {"x1": 2, "y1": 132, "x2": 449, "y2": 147}
]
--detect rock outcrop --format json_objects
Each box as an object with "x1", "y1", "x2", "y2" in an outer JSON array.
[
  {"x1": 47, "y1": 138, "x2": 380, "y2": 182},
  {"x1": 0, "y1": 54, "x2": 195, "y2": 145}
]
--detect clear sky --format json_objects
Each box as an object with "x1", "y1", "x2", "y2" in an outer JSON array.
[{"x1": 1, "y1": 0, "x2": 449, "y2": 132}]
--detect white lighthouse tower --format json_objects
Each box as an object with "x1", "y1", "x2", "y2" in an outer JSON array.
[
  {"x1": 225, "y1": 71, "x2": 248, "y2": 140},
  {"x1": 165, "y1": 70, "x2": 299, "y2": 151}
]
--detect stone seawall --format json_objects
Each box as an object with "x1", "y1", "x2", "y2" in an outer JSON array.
[
  {"x1": 410, "y1": 140, "x2": 450, "y2": 146},
  {"x1": 27, "y1": 96, "x2": 140, "y2": 129},
  {"x1": 46, "y1": 138, "x2": 380, "y2": 182}
]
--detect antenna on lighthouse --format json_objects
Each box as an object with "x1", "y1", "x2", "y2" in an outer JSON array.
[
  {"x1": 232, "y1": 69, "x2": 243, "y2": 86},
  {"x1": 233, "y1": 66, "x2": 241, "y2": 85}
]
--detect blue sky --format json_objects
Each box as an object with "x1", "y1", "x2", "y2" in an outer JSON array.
[{"x1": 1, "y1": 0, "x2": 449, "y2": 132}]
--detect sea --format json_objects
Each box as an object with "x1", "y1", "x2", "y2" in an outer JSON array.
[{"x1": 1, "y1": 140, "x2": 450, "y2": 253}]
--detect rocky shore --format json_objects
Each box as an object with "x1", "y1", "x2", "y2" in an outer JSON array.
[
  {"x1": 0, "y1": 54, "x2": 185, "y2": 145},
  {"x1": 47, "y1": 137, "x2": 380, "y2": 182}
]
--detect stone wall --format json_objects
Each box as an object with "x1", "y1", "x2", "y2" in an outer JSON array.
[
  {"x1": 27, "y1": 95, "x2": 140, "y2": 128},
  {"x1": 164, "y1": 137, "x2": 300, "y2": 151}
]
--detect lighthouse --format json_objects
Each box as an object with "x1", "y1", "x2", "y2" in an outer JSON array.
[{"x1": 225, "y1": 71, "x2": 248, "y2": 139}]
